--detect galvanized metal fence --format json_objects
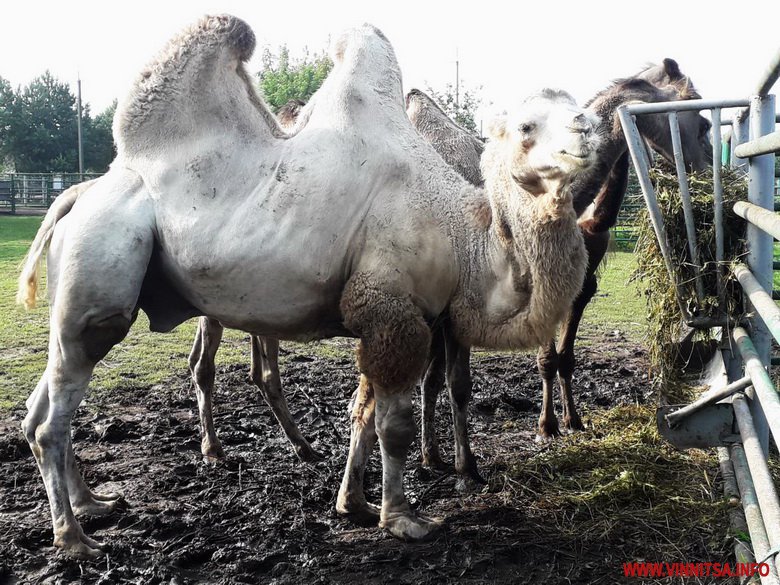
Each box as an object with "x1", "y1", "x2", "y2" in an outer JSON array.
[
  {"x1": 0, "y1": 173, "x2": 102, "y2": 213},
  {"x1": 619, "y1": 50, "x2": 780, "y2": 582}
]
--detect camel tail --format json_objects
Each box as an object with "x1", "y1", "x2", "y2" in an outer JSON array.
[{"x1": 16, "y1": 179, "x2": 97, "y2": 310}]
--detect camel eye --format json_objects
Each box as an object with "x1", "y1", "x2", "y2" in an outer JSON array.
[{"x1": 520, "y1": 123, "x2": 535, "y2": 134}]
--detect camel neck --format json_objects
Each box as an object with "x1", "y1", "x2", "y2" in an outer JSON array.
[{"x1": 448, "y1": 166, "x2": 586, "y2": 350}]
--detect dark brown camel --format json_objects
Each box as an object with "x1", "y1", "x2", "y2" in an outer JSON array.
[{"x1": 410, "y1": 58, "x2": 712, "y2": 481}]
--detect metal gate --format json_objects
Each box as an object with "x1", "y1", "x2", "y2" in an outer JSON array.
[{"x1": 619, "y1": 51, "x2": 780, "y2": 583}]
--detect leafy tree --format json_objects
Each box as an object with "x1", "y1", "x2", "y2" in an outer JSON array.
[
  {"x1": 426, "y1": 82, "x2": 482, "y2": 134},
  {"x1": 83, "y1": 100, "x2": 116, "y2": 173},
  {"x1": 258, "y1": 45, "x2": 332, "y2": 112},
  {"x1": 0, "y1": 72, "x2": 116, "y2": 173},
  {"x1": 7, "y1": 72, "x2": 79, "y2": 172}
]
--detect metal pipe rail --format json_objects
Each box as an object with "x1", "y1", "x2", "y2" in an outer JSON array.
[
  {"x1": 734, "y1": 202, "x2": 780, "y2": 241},
  {"x1": 734, "y1": 131, "x2": 780, "y2": 159},
  {"x1": 732, "y1": 328, "x2": 780, "y2": 449},
  {"x1": 734, "y1": 264, "x2": 780, "y2": 345},
  {"x1": 732, "y1": 394, "x2": 780, "y2": 577},
  {"x1": 730, "y1": 443, "x2": 780, "y2": 584},
  {"x1": 665, "y1": 375, "x2": 752, "y2": 427},
  {"x1": 756, "y1": 49, "x2": 780, "y2": 97}
]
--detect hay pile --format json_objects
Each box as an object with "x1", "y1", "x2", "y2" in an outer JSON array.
[
  {"x1": 502, "y1": 405, "x2": 733, "y2": 578},
  {"x1": 631, "y1": 162, "x2": 748, "y2": 398}
]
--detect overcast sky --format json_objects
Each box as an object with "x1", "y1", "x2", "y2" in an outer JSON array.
[{"x1": 2, "y1": 0, "x2": 779, "y2": 125}]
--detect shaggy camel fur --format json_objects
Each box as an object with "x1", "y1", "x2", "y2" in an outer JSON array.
[
  {"x1": 407, "y1": 60, "x2": 711, "y2": 477},
  {"x1": 18, "y1": 16, "x2": 599, "y2": 557}
]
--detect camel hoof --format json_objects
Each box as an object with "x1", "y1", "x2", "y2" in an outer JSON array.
[
  {"x1": 202, "y1": 438, "x2": 225, "y2": 460},
  {"x1": 563, "y1": 415, "x2": 585, "y2": 432},
  {"x1": 455, "y1": 455, "x2": 486, "y2": 485},
  {"x1": 380, "y1": 511, "x2": 443, "y2": 541},
  {"x1": 535, "y1": 430, "x2": 558, "y2": 444},
  {"x1": 421, "y1": 451, "x2": 450, "y2": 474},
  {"x1": 54, "y1": 532, "x2": 107, "y2": 560},
  {"x1": 90, "y1": 490, "x2": 122, "y2": 502},
  {"x1": 336, "y1": 493, "x2": 381, "y2": 524},
  {"x1": 296, "y1": 443, "x2": 324, "y2": 463},
  {"x1": 72, "y1": 497, "x2": 120, "y2": 517}
]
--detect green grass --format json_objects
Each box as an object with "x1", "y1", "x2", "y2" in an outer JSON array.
[
  {"x1": 0, "y1": 216, "x2": 643, "y2": 412},
  {"x1": 583, "y1": 250, "x2": 643, "y2": 341}
]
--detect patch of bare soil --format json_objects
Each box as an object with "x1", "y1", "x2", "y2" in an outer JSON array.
[{"x1": 1, "y1": 335, "x2": 655, "y2": 584}]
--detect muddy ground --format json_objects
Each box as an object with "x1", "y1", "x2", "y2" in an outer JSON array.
[{"x1": 1, "y1": 333, "x2": 654, "y2": 584}]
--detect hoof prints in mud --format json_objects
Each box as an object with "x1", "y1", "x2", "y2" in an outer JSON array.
[{"x1": 1, "y1": 340, "x2": 648, "y2": 584}]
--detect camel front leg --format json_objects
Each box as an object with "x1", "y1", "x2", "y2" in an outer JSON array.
[
  {"x1": 251, "y1": 336, "x2": 321, "y2": 462},
  {"x1": 557, "y1": 273, "x2": 598, "y2": 431},
  {"x1": 340, "y1": 274, "x2": 441, "y2": 540},
  {"x1": 188, "y1": 317, "x2": 224, "y2": 459},
  {"x1": 375, "y1": 384, "x2": 440, "y2": 539},
  {"x1": 537, "y1": 340, "x2": 560, "y2": 440},
  {"x1": 445, "y1": 334, "x2": 484, "y2": 483},
  {"x1": 420, "y1": 328, "x2": 446, "y2": 471},
  {"x1": 336, "y1": 375, "x2": 380, "y2": 520}
]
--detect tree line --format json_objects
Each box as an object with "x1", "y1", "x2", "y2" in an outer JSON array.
[{"x1": 0, "y1": 46, "x2": 481, "y2": 174}]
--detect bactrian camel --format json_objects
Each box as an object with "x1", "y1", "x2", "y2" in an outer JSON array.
[
  {"x1": 404, "y1": 59, "x2": 711, "y2": 482},
  {"x1": 18, "y1": 15, "x2": 600, "y2": 557}
]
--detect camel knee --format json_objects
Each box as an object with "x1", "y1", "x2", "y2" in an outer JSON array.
[
  {"x1": 192, "y1": 360, "x2": 216, "y2": 392},
  {"x1": 341, "y1": 274, "x2": 431, "y2": 389},
  {"x1": 537, "y1": 343, "x2": 558, "y2": 380},
  {"x1": 82, "y1": 315, "x2": 132, "y2": 363},
  {"x1": 558, "y1": 350, "x2": 576, "y2": 379},
  {"x1": 375, "y1": 395, "x2": 415, "y2": 459}
]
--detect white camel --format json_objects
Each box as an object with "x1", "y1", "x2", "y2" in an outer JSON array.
[{"x1": 18, "y1": 15, "x2": 599, "y2": 557}]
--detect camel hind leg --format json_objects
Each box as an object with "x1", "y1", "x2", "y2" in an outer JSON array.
[
  {"x1": 22, "y1": 176, "x2": 153, "y2": 557},
  {"x1": 250, "y1": 336, "x2": 321, "y2": 462},
  {"x1": 23, "y1": 313, "x2": 134, "y2": 558},
  {"x1": 557, "y1": 273, "x2": 599, "y2": 432},
  {"x1": 420, "y1": 328, "x2": 446, "y2": 471}
]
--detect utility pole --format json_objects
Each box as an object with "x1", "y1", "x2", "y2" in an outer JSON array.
[
  {"x1": 455, "y1": 48, "x2": 459, "y2": 110},
  {"x1": 77, "y1": 75, "x2": 84, "y2": 178}
]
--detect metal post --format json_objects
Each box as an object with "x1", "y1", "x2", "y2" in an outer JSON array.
[
  {"x1": 618, "y1": 107, "x2": 692, "y2": 321},
  {"x1": 730, "y1": 444, "x2": 780, "y2": 584},
  {"x1": 732, "y1": 109, "x2": 750, "y2": 172},
  {"x1": 733, "y1": 394, "x2": 780, "y2": 577},
  {"x1": 711, "y1": 108, "x2": 725, "y2": 303},
  {"x1": 746, "y1": 93, "x2": 776, "y2": 455},
  {"x1": 668, "y1": 112, "x2": 705, "y2": 301}
]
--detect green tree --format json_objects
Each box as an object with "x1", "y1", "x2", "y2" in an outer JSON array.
[
  {"x1": 7, "y1": 71, "x2": 79, "y2": 172},
  {"x1": 426, "y1": 82, "x2": 482, "y2": 134},
  {"x1": 0, "y1": 77, "x2": 14, "y2": 171},
  {"x1": 258, "y1": 45, "x2": 332, "y2": 112},
  {"x1": 83, "y1": 100, "x2": 116, "y2": 173},
  {"x1": 0, "y1": 72, "x2": 116, "y2": 173}
]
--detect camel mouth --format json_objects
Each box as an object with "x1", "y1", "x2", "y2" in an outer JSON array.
[{"x1": 558, "y1": 149, "x2": 590, "y2": 160}]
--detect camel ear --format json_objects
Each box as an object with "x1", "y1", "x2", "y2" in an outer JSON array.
[
  {"x1": 662, "y1": 58, "x2": 683, "y2": 81},
  {"x1": 487, "y1": 115, "x2": 508, "y2": 140}
]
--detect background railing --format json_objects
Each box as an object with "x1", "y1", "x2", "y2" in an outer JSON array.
[
  {"x1": 619, "y1": 48, "x2": 780, "y2": 584},
  {"x1": 0, "y1": 173, "x2": 102, "y2": 213}
]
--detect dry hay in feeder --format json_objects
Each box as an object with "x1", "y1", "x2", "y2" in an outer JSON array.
[{"x1": 631, "y1": 161, "x2": 748, "y2": 402}]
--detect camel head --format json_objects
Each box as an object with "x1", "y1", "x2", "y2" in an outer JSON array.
[
  {"x1": 277, "y1": 99, "x2": 306, "y2": 130},
  {"x1": 485, "y1": 89, "x2": 600, "y2": 196},
  {"x1": 636, "y1": 58, "x2": 711, "y2": 172}
]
